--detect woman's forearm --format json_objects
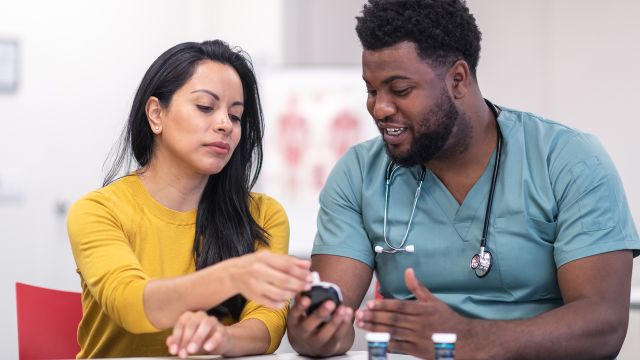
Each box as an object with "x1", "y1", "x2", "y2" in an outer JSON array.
[
  {"x1": 143, "y1": 260, "x2": 237, "y2": 329},
  {"x1": 222, "y1": 318, "x2": 271, "y2": 356}
]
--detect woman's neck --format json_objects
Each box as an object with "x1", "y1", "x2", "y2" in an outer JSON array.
[{"x1": 137, "y1": 160, "x2": 208, "y2": 212}]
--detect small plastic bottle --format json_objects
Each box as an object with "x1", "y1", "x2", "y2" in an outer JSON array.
[
  {"x1": 366, "y1": 332, "x2": 390, "y2": 360},
  {"x1": 432, "y1": 333, "x2": 457, "y2": 360}
]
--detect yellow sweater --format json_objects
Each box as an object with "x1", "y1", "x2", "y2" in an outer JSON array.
[{"x1": 67, "y1": 175, "x2": 290, "y2": 358}]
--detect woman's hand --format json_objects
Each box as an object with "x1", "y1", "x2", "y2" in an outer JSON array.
[
  {"x1": 167, "y1": 310, "x2": 229, "y2": 358},
  {"x1": 227, "y1": 251, "x2": 311, "y2": 309}
]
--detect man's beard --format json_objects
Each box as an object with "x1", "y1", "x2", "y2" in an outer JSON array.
[{"x1": 386, "y1": 91, "x2": 460, "y2": 167}]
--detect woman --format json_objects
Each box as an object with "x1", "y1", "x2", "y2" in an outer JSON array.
[{"x1": 67, "y1": 40, "x2": 310, "y2": 358}]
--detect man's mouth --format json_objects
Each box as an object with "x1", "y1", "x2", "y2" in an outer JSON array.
[{"x1": 385, "y1": 127, "x2": 407, "y2": 136}]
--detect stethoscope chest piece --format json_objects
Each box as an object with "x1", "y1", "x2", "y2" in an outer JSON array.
[{"x1": 470, "y1": 251, "x2": 492, "y2": 278}]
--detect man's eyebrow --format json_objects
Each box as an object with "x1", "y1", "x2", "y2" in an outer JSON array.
[
  {"x1": 381, "y1": 75, "x2": 410, "y2": 85},
  {"x1": 362, "y1": 75, "x2": 411, "y2": 85},
  {"x1": 191, "y1": 89, "x2": 244, "y2": 107}
]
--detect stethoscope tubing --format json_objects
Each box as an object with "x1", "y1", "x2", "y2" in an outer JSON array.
[
  {"x1": 381, "y1": 162, "x2": 426, "y2": 253},
  {"x1": 377, "y1": 99, "x2": 502, "y2": 279},
  {"x1": 480, "y1": 128, "x2": 502, "y2": 252}
]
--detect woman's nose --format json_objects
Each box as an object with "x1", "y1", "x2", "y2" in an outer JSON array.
[{"x1": 214, "y1": 112, "x2": 233, "y2": 133}]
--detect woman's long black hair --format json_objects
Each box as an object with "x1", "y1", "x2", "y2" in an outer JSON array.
[{"x1": 104, "y1": 40, "x2": 268, "y2": 320}]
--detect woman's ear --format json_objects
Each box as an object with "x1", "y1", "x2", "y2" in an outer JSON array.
[
  {"x1": 448, "y1": 59, "x2": 472, "y2": 100},
  {"x1": 146, "y1": 96, "x2": 163, "y2": 134}
]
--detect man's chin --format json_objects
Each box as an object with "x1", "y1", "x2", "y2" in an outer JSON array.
[{"x1": 385, "y1": 145, "x2": 414, "y2": 167}]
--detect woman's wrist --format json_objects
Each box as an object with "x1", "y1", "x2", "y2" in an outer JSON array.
[{"x1": 215, "y1": 258, "x2": 240, "y2": 298}]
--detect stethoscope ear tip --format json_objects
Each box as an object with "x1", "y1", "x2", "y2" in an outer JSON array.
[{"x1": 374, "y1": 245, "x2": 383, "y2": 254}]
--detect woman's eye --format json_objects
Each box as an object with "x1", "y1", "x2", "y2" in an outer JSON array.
[
  {"x1": 196, "y1": 105, "x2": 213, "y2": 113},
  {"x1": 230, "y1": 115, "x2": 242, "y2": 122}
]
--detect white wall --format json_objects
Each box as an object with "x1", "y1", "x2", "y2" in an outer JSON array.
[
  {"x1": 1, "y1": 0, "x2": 639, "y2": 358},
  {"x1": 0, "y1": 1, "x2": 284, "y2": 358},
  {"x1": 469, "y1": 1, "x2": 640, "y2": 358}
]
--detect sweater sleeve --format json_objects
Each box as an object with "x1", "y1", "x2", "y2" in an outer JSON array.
[
  {"x1": 241, "y1": 194, "x2": 290, "y2": 353},
  {"x1": 67, "y1": 193, "x2": 158, "y2": 334}
]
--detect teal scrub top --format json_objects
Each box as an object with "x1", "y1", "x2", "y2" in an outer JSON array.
[{"x1": 312, "y1": 106, "x2": 640, "y2": 320}]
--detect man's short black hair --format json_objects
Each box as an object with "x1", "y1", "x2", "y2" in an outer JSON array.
[{"x1": 356, "y1": 0, "x2": 482, "y2": 76}]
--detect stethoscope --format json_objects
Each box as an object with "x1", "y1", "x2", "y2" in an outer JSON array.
[
  {"x1": 375, "y1": 100, "x2": 502, "y2": 278},
  {"x1": 374, "y1": 163, "x2": 426, "y2": 255}
]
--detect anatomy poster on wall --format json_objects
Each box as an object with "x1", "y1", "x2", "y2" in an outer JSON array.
[{"x1": 259, "y1": 68, "x2": 377, "y2": 256}]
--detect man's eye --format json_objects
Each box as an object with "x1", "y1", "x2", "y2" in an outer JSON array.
[
  {"x1": 366, "y1": 89, "x2": 377, "y2": 96},
  {"x1": 393, "y1": 88, "x2": 411, "y2": 96}
]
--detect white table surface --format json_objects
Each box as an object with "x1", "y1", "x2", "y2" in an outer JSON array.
[
  {"x1": 631, "y1": 288, "x2": 640, "y2": 308},
  {"x1": 90, "y1": 350, "x2": 415, "y2": 359}
]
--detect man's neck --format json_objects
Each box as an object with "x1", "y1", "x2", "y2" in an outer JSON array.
[{"x1": 427, "y1": 98, "x2": 499, "y2": 204}]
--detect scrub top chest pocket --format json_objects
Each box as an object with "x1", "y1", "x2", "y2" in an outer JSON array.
[{"x1": 491, "y1": 214, "x2": 561, "y2": 301}]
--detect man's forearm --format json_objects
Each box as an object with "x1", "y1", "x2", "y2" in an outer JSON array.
[{"x1": 460, "y1": 298, "x2": 627, "y2": 360}]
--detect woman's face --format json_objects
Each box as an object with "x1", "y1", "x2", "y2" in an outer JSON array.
[{"x1": 150, "y1": 60, "x2": 244, "y2": 176}]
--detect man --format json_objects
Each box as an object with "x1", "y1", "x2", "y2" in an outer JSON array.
[{"x1": 287, "y1": 0, "x2": 640, "y2": 359}]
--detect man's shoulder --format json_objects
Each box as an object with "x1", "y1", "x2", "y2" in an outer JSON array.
[
  {"x1": 322, "y1": 136, "x2": 387, "y2": 195},
  {"x1": 499, "y1": 106, "x2": 582, "y2": 139},
  {"x1": 498, "y1": 106, "x2": 603, "y2": 156},
  {"x1": 350, "y1": 136, "x2": 386, "y2": 155},
  {"x1": 340, "y1": 136, "x2": 387, "y2": 167}
]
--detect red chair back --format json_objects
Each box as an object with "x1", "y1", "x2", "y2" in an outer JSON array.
[
  {"x1": 16, "y1": 282, "x2": 82, "y2": 360},
  {"x1": 374, "y1": 280, "x2": 383, "y2": 300}
]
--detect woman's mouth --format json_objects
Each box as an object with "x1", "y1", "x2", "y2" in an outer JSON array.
[{"x1": 205, "y1": 141, "x2": 230, "y2": 155}]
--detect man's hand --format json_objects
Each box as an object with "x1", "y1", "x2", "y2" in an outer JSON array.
[
  {"x1": 287, "y1": 294, "x2": 354, "y2": 357},
  {"x1": 287, "y1": 255, "x2": 373, "y2": 357},
  {"x1": 355, "y1": 268, "x2": 468, "y2": 358}
]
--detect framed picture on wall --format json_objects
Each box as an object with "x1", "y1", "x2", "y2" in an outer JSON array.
[{"x1": 0, "y1": 39, "x2": 19, "y2": 92}]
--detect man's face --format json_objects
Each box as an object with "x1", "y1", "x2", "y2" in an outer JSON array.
[{"x1": 362, "y1": 41, "x2": 463, "y2": 166}]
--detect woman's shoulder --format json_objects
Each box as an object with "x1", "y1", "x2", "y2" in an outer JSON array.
[
  {"x1": 68, "y1": 175, "x2": 140, "y2": 216},
  {"x1": 250, "y1": 192, "x2": 289, "y2": 253},
  {"x1": 249, "y1": 192, "x2": 286, "y2": 217}
]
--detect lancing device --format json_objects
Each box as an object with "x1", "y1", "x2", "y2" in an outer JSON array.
[{"x1": 301, "y1": 272, "x2": 343, "y2": 315}]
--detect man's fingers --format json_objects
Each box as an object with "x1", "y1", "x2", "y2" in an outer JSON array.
[
  {"x1": 364, "y1": 299, "x2": 427, "y2": 315},
  {"x1": 300, "y1": 299, "x2": 338, "y2": 335},
  {"x1": 314, "y1": 304, "x2": 349, "y2": 343},
  {"x1": 388, "y1": 338, "x2": 420, "y2": 357},
  {"x1": 317, "y1": 306, "x2": 354, "y2": 352},
  {"x1": 404, "y1": 268, "x2": 434, "y2": 302},
  {"x1": 288, "y1": 295, "x2": 310, "y2": 326},
  {"x1": 356, "y1": 308, "x2": 417, "y2": 330},
  {"x1": 355, "y1": 320, "x2": 414, "y2": 340}
]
